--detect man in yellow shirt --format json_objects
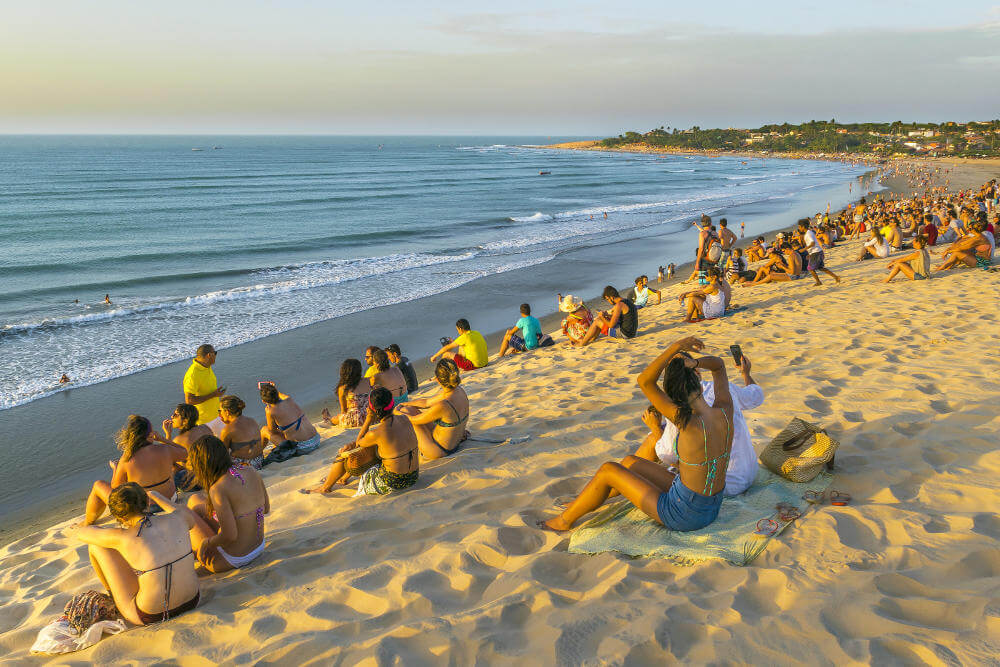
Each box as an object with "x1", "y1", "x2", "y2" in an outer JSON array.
[
  {"x1": 183, "y1": 344, "x2": 226, "y2": 435},
  {"x1": 363, "y1": 346, "x2": 379, "y2": 380},
  {"x1": 431, "y1": 319, "x2": 487, "y2": 370}
]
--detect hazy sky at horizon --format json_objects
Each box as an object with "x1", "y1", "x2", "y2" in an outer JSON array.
[{"x1": 3, "y1": 1, "x2": 999, "y2": 134}]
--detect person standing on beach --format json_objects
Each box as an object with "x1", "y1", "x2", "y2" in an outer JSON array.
[
  {"x1": 432, "y1": 319, "x2": 487, "y2": 371},
  {"x1": 798, "y1": 219, "x2": 841, "y2": 286},
  {"x1": 740, "y1": 221, "x2": 745, "y2": 238},
  {"x1": 183, "y1": 344, "x2": 226, "y2": 435},
  {"x1": 717, "y1": 219, "x2": 737, "y2": 269}
]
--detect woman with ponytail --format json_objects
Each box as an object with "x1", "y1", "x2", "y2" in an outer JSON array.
[
  {"x1": 82, "y1": 415, "x2": 188, "y2": 525},
  {"x1": 540, "y1": 336, "x2": 733, "y2": 533},
  {"x1": 306, "y1": 387, "x2": 419, "y2": 496},
  {"x1": 396, "y1": 358, "x2": 470, "y2": 460}
]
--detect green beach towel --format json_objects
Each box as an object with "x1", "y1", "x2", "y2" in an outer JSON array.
[{"x1": 567, "y1": 468, "x2": 833, "y2": 566}]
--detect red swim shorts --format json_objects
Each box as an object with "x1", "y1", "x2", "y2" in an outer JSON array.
[{"x1": 453, "y1": 353, "x2": 476, "y2": 371}]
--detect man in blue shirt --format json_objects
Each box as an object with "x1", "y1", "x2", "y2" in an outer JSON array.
[{"x1": 499, "y1": 303, "x2": 550, "y2": 357}]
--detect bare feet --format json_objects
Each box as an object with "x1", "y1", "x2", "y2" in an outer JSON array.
[{"x1": 539, "y1": 516, "x2": 572, "y2": 532}]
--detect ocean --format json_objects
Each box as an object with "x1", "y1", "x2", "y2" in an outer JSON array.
[
  {"x1": 0, "y1": 135, "x2": 876, "y2": 536},
  {"x1": 0, "y1": 135, "x2": 871, "y2": 412}
]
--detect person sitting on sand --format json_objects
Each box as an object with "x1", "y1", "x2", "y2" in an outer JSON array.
[
  {"x1": 176, "y1": 436, "x2": 269, "y2": 572},
  {"x1": 856, "y1": 228, "x2": 890, "y2": 261},
  {"x1": 72, "y1": 483, "x2": 199, "y2": 625},
  {"x1": 934, "y1": 222, "x2": 990, "y2": 271},
  {"x1": 677, "y1": 268, "x2": 726, "y2": 322},
  {"x1": 558, "y1": 294, "x2": 594, "y2": 345},
  {"x1": 307, "y1": 388, "x2": 419, "y2": 495},
  {"x1": 218, "y1": 395, "x2": 265, "y2": 469},
  {"x1": 84, "y1": 415, "x2": 189, "y2": 525},
  {"x1": 753, "y1": 244, "x2": 803, "y2": 285},
  {"x1": 386, "y1": 344, "x2": 418, "y2": 395},
  {"x1": 573, "y1": 286, "x2": 638, "y2": 346},
  {"x1": 632, "y1": 275, "x2": 661, "y2": 309},
  {"x1": 539, "y1": 336, "x2": 733, "y2": 533},
  {"x1": 397, "y1": 359, "x2": 470, "y2": 459},
  {"x1": 884, "y1": 234, "x2": 931, "y2": 282},
  {"x1": 921, "y1": 213, "x2": 939, "y2": 246},
  {"x1": 259, "y1": 382, "x2": 321, "y2": 456},
  {"x1": 162, "y1": 403, "x2": 212, "y2": 491},
  {"x1": 431, "y1": 319, "x2": 488, "y2": 371},
  {"x1": 725, "y1": 248, "x2": 757, "y2": 285},
  {"x1": 370, "y1": 348, "x2": 409, "y2": 404},
  {"x1": 322, "y1": 359, "x2": 371, "y2": 428},
  {"x1": 745, "y1": 238, "x2": 766, "y2": 262},
  {"x1": 499, "y1": 303, "x2": 545, "y2": 357}
]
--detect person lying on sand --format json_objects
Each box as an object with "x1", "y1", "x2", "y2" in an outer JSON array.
[
  {"x1": 218, "y1": 395, "x2": 265, "y2": 470},
  {"x1": 396, "y1": 359, "x2": 470, "y2": 459},
  {"x1": 539, "y1": 336, "x2": 733, "y2": 533},
  {"x1": 322, "y1": 359, "x2": 371, "y2": 428},
  {"x1": 182, "y1": 435, "x2": 269, "y2": 572},
  {"x1": 884, "y1": 234, "x2": 931, "y2": 282},
  {"x1": 307, "y1": 388, "x2": 419, "y2": 495},
  {"x1": 573, "y1": 286, "x2": 637, "y2": 346},
  {"x1": 259, "y1": 381, "x2": 321, "y2": 456},
  {"x1": 70, "y1": 483, "x2": 199, "y2": 625},
  {"x1": 676, "y1": 269, "x2": 725, "y2": 322},
  {"x1": 83, "y1": 415, "x2": 188, "y2": 525},
  {"x1": 558, "y1": 294, "x2": 594, "y2": 345},
  {"x1": 370, "y1": 347, "x2": 409, "y2": 404}
]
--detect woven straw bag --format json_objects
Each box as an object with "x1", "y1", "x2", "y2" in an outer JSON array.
[{"x1": 759, "y1": 418, "x2": 839, "y2": 483}]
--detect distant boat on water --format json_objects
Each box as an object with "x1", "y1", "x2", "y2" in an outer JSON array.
[
  {"x1": 191, "y1": 148, "x2": 204, "y2": 151},
  {"x1": 539, "y1": 170, "x2": 551, "y2": 175},
  {"x1": 213, "y1": 146, "x2": 223, "y2": 150}
]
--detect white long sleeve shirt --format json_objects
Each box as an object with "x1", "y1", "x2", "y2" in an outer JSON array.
[{"x1": 655, "y1": 381, "x2": 764, "y2": 496}]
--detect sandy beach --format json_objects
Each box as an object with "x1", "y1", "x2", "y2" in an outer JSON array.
[{"x1": 2, "y1": 166, "x2": 999, "y2": 664}]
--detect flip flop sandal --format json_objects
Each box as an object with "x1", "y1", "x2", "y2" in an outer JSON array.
[
  {"x1": 777, "y1": 506, "x2": 802, "y2": 522},
  {"x1": 753, "y1": 518, "x2": 780, "y2": 537},
  {"x1": 802, "y1": 490, "x2": 825, "y2": 504},
  {"x1": 830, "y1": 491, "x2": 851, "y2": 506}
]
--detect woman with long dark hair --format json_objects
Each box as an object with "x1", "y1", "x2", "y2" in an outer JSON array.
[
  {"x1": 184, "y1": 435, "x2": 269, "y2": 572},
  {"x1": 306, "y1": 387, "x2": 418, "y2": 495},
  {"x1": 397, "y1": 358, "x2": 470, "y2": 460},
  {"x1": 321, "y1": 358, "x2": 372, "y2": 428},
  {"x1": 540, "y1": 336, "x2": 733, "y2": 533}
]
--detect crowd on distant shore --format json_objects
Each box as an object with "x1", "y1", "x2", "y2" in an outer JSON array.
[{"x1": 59, "y1": 172, "x2": 998, "y2": 635}]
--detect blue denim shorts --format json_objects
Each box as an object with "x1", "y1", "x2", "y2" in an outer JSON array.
[{"x1": 656, "y1": 480, "x2": 724, "y2": 531}]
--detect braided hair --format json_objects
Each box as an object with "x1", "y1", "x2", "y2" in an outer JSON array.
[{"x1": 662, "y1": 356, "x2": 702, "y2": 429}]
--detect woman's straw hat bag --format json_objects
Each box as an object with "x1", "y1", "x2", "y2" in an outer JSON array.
[{"x1": 759, "y1": 418, "x2": 839, "y2": 483}]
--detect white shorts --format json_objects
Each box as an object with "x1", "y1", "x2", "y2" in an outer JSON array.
[{"x1": 217, "y1": 540, "x2": 265, "y2": 569}]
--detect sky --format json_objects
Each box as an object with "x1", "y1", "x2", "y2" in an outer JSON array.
[{"x1": 2, "y1": 1, "x2": 999, "y2": 135}]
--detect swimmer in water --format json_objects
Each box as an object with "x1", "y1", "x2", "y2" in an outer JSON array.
[
  {"x1": 60, "y1": 374, "x2": 71, "y2": 384},
  {"x1": 104, "y1": 294, "x2": 112, "y2": 305}
]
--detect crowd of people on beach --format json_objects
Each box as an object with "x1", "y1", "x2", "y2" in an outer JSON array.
[{"x1": 61, "y1": 172, "x2": 998, "y2": 632}]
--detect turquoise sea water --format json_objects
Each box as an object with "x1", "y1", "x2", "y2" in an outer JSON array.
[{"x1": 0, "y1": 136, "x2": 871, "y2": 411}]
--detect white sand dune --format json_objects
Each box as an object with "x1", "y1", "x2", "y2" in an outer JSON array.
[{"x1": 2, "y1": 232, "x2": 1000, "y2": 664}]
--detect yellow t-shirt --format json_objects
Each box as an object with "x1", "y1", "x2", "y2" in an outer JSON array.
[
  {"x1": 183, "y1": 360, "x2": 220, "y2": 425},
  {"x1": 364, "y1": 365, "x2": 377, "y2": 379},
  {"x1": 454, "y1": 330, "x2": 488, "y2": 368}
]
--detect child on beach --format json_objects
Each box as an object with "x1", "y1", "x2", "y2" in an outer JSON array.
[
  {"x1": 632, "y1": 275, "x2": 661, "y2": 308},
  {"x1": 432, "y1": 319, "x2": 487, "y2": 371}
]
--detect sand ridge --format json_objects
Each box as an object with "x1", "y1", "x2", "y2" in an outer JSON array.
[{"x1": 2, "y1": 237, "x2": 1000, "y2": 664}]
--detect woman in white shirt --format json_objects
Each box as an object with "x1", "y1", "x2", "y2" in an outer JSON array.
[{"x1": 857, "y1": 228, "x2": 890, "y2": 260}]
